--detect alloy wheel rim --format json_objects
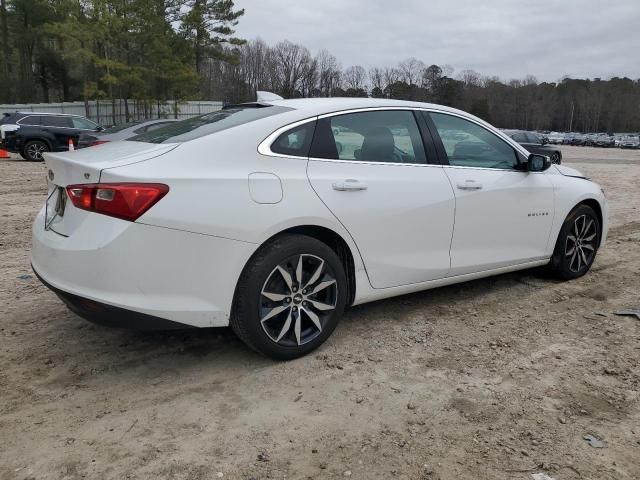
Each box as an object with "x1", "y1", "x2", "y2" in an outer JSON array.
[
  {"x1": 260, "y1": 254, "x2": 338, "y2": 346},
  {"x1": 27, "y1": 143, "x2": 45, "y2": 160},
  {"x1": 565, "y1": 214, "x2": 597, "y2": 273}
]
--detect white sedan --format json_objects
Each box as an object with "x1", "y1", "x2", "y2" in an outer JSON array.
[{"x1": 32, "y1": 97, "x2": 608, "y2": 359}]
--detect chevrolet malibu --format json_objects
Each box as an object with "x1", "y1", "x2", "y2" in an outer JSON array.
[{"x1": 32, "y1": 97, "x2": 608, "y2": 359}]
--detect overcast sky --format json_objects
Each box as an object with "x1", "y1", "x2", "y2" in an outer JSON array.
[{"x1": 233, "y1": 0, "x2": 640, "y2": 82}]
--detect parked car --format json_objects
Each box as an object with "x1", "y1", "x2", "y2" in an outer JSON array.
[
  {"x1": 504, "y1": 130, "x2": 562, "y2": 164},
  {"x1": 619, "y1": 135, "x2": 640, "y2": 149},
  {"x1": 583, "y1": 134, "x2": 596, "y2": 146},
  {"x1": 570, "y1": 133, "x2": 586, "y2": 146},
  {"x1": 0, "y1": 112, "x2": 104, "y2": 161},
  {"x1": 77, "y1": 119, "x2": 179, "y2": 148},
  {"x1": 593, "y1": 134, "x2": 615, "y2": 148},
  {"x1": 547, "y1": 132, "x2": 565, "y2": 145},
  {"x1": 32, "y1": 97, "x2": 608, "y2": 359},
  {"x1": 562, "y1": 133, "x2": 575, "y2": 145}
]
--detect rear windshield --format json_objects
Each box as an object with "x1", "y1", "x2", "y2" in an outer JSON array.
[{"x1": 128, "y1": 105, "x2": 292, "y2": 144}]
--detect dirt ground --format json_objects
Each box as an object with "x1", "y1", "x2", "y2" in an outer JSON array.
[{"x1": 1, "y1": 145, "x2": 639, "y2": 480}]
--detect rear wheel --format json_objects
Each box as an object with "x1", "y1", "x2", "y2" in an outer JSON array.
[
  {"x1": 231, "y1": 234, "x2": 348, "y2": 360},
  {"x1": 549, "y1": 204, "x2": 600, "y2": 280},
  {"x1": 22, "y1": 140, "x2": 49, "y2": 161}
]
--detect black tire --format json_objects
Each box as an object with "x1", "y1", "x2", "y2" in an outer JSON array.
[
  {"x1": 551, "y1": 152, "x2": 561, "y2": 164},
  {"x1": 22, "y1": 140, "x2": 49, "y2": 162},
  {"x1": 230, "y1": 234, "x2": 348, "y2": 360},
  {"x1": 548, "y1": 204, "x2": 601, "y2": 280}
]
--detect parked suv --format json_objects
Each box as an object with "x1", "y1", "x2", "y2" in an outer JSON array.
[{"x1": 0, "y1": 112, "x2": 104, "y2": 161}]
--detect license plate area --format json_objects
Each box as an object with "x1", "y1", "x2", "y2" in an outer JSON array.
[{"x1": 45, "y1": 185, "x2": 66, "y2": 230}]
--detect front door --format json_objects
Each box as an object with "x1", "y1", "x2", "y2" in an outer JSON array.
[
  {"x1": 427, "y1": 112, "x2": 555, "y2": 276},
  {"x1": 306, "y1": 109, "x2": 455, "y2": 289}
]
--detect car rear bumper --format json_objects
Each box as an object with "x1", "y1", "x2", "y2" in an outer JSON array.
[
  {"x1": 31, "y1": 206, "x2": 257, "y2": 328},
  {"x1": 33, "y1": 267, "x2": 190, "y2": 330}
]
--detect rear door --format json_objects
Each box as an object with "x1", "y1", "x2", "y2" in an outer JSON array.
[
  {"x1": 306, "y1": 109, "x2": 455, "y2": 289},
  {"x1": 426, "y1": 111, "x2": 555, "y2": 276},
  {"x1": 41, "y1": 115, "x2": 75, "y2": 150}
]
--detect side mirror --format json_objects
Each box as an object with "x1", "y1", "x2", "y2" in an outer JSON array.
[
  {"x1": 96, "y1": 126, "x2": 105, "y2": 132},
  {"x1": 528, "y1": 153, "x2": 551, "y2": 172}
]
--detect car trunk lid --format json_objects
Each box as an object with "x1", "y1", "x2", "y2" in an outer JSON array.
[{"x1": 42, "y1": 141, "x2": 178, "y2": 237}]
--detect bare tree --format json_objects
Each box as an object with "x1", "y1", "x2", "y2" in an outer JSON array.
[
  {"x1": 398, "y1": 57, "x2": 425, "y2": 86},
  {"x1": 240, "y1": 38, "x2": 270, "y2": 93},
  {"x1": 459, "y1": 69, "x2": 483, "y2": 87},
  {"x1": 272, "y1": 40, "x2": 312, "y2": 97},
  {"x1": 383, "y1": 67, "x2": 400, "y2": 89},
  {"x1": 343, "y1": 65, "x2": 367, "y2": 91},
  {"x1": 315, "y1": 49, "x2": 340, "y2": 97}
]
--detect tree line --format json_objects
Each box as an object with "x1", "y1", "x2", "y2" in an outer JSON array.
[
  {"x1": 212, "y1": 40, "x2": 640, "y2": 133},
  {"x1": 1, "y1": 1, "x2": 639, "y2": 132},
  {"x1": 0, "y1": 0, "x2": 244, "y2": 116}
]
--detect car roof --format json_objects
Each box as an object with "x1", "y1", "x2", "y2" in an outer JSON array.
[
  {"x1": 14, "y1": 111, "x2": 86, "y2": 118},
  {"x1": 262, "y1": 97, "x2": 469, "y2": 118}
]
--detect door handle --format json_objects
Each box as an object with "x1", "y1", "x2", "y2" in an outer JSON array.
[
  {"x1": 456, "y1": 180, "x2": 483, "y2": 190},
  {"x1": 332, "y1": 179, "x2": 368, "y2": 191}
]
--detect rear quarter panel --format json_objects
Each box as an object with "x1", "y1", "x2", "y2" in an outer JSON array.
[{"x1": 98, "y1": 120, "x2": 367, "y2": 283}]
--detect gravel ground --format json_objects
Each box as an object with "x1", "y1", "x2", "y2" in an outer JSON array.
[{"x1": 1, "y1": 146, "x2": 639, "y2": 480}]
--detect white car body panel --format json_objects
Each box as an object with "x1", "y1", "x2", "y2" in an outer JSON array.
[
  {"x1": 31, "y1": 97, "x2": 608, "y2": 330},
  {"x1": 442, "y1": 166, "x2": 555, "y2": 275},
  {"x1": 307, "y1": 160, "x2": 455, "y2": 288}
]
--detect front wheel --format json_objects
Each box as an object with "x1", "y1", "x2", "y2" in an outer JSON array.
[
  {"x1": 22, "y1": 140, "x2": 49, "y2": 161},
  {"x1": 551, "y1": 152, "x2": 561, "y2": 164},
  {"x1": 231, "y1": 234, "x2": 348, "y2": 360},
  {"x1": 549, "y1": 205, "x2": 601, "y2": 280}
]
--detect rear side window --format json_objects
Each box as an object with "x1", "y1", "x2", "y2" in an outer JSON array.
[
  {"x1": 43, "y1": 116, "x2": 73, "y2": 128},
  {"x1": 309, "y1": 110, "x2": 427, "y2": 164},
  {"x1": 270, "y1": 121, "x2": 316, "y2": 157},
  {"x1": 17, "y1": 115, "x2": 42, "y2": 126},
  {"x1": 129, "y1": 105, "x2": 292, "y2": 144}
]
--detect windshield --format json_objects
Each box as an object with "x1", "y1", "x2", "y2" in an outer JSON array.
[{"x1": 128, "y1": 105, "x2": 292, "y2": 144}]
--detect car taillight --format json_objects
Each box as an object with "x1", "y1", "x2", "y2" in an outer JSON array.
[
  {"x1": 66, "y1": 183, "x2": 169, "y2": 221},
  {"x1": 90, "y1": 140, "x2": 110, "y2": 147}
]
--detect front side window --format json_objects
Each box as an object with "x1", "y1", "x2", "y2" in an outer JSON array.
[
  {"x1": 43, "y1": 116, "x2": 73, "y2": 128},
  {"x1": 526, "y1": 132, "x2": 542, "y2": 144},
  {"x1": 72, "y1": 117, "x2": 99, "y2": 130},
  {"x1": 430, "y1": 113, "x2": 518, "y2": 169},
  {"x1": 310, "y1": 110, "x2": 427, "y2": 164},
  {"x1": 270, "y1": 121, "x2": 315, "y2": 157},
  {"x1": 511, "y1": 132, "x2": 527, "y2": 143}
]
